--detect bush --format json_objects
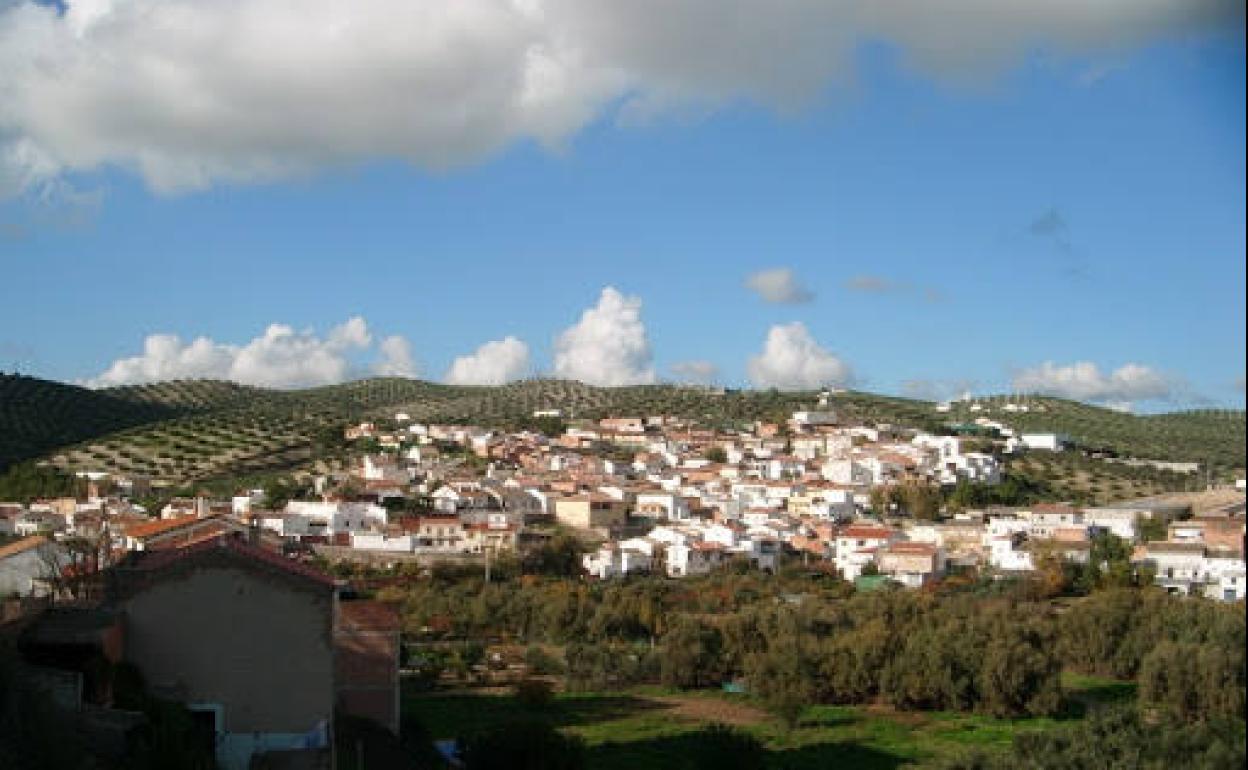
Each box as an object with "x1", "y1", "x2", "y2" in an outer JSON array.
[{"x1": 523, "y1": 645, "x2": 565, "y2": 675}]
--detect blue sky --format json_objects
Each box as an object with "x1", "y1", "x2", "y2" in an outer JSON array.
[{"x1": 0, "y1": 2, "x2": 1243, "y2": 410}]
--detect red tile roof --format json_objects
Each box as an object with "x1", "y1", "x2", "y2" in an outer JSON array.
[
  {"x1": 129, "y1": 535, "x2": 338, "y2": 588},
  {"x1": 121, "y1": 514, "x2": 206, "y2": 539},
  {"x1": 839, "y1": 526, "x2": 894, "y2": 540}
]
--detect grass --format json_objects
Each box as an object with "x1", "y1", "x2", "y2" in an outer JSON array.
[{"x1": 402, "y1": 673, "x2": 1138, "y2": 769}]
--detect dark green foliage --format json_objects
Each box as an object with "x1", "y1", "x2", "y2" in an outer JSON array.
[
  {"x1": 1057, "y1": 589, "x2": 1245, "y2": 683},
  {"x1": 395, "y1": 566, "x2": 1242, "y2": 727},
  {"x1": 1139, "y1": 641, "x2": 1245, "y2": 722},
  {"x1": 1008, "y1": 707, "x2": 1244, "y2": 770},
  {"x1": 744, "y1": 640, "x2": 816, "y2": 729},
  {"x1": 523, "y1": 645, "x2": 565, "y2": 675},
  {"x1": 944, "y1": 473, "x2": 1054, "y2": 510},
  {"x1": 0, "y1": 373, "x2": 184, "y2": 473},
  {"x1": 0, "y1": 461, "x2": 85, "y2": 503},
  {"x1": 931, "y1": 707, "x2": 1246, "y2": 769},
  {"x1": 521, "y1": 533, "x2": 586, "y2": 577},
  {"x1": 565, "y1": 642, "x2": 657, "y2": 692},
  {"x1": 661, "y1": 617, "x2": 726, "y2": 689},
  {"x1": 461, "y1": 719, "x2": 585, "y2": 770}
]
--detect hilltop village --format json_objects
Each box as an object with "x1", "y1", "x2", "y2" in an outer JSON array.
[{"x1": 4, "y1": 400, "x2": 1244, "y2": 602}]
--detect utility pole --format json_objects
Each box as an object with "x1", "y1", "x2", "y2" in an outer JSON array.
[{"x1": 483, "y1": 544, "x2": 491, "y2": 584}]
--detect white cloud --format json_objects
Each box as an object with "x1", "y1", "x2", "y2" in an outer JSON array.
[
  {"x1": 1, "y1": 0, "x2": 1236, "y2": 195},
  {"x1": 374, "y1": 335, "x2": 419, "y2": 377},
  {"x1": 88, "y1": 316, "x2": 399, "y2": 388},
  {"x1": 445, "y1": 336, "x2": 530, "y2": 386},
  {"x1": 670, "y1": 359, "x2": 719, "y2": 385},
  {"x1": 554, "y1": 287, "x2": 655, "y2": 386},
  {"x1": 745, "y1": 267, "x2": 814, "y2": 304},
  {"x1": 1011, "y1": 361, "x2": 1174, "y2": 407},
  {"x1": 747, "y1": 322, "x2": 852, "y2": 390}
]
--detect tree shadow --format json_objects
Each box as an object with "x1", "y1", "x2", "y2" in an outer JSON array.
[
  {"x1": 587, "y1": 733, "x2": 907, "y2": 770},
  {"x1": 404, "y1": 691, "x2": 666, "y2": 736},
  {"x1": 1057, "y1": 679, "x2": 1138, "y2": 720},
  {"x1": 769, "y1": 741, "x2": 909, "y2": 770}
]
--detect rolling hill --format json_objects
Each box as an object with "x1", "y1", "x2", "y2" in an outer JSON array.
[{"x1": 1, "y1": 375, "x2": 1243, "y2": 491}]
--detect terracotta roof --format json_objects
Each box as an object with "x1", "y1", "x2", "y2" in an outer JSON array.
[
  {"x1": 0, "y1": 535, "x2": 48, "y2": 560},
  {"x1": 128, "y1": 535, "x2": 338, "y2": 588},
  {"x1": 1032, "y1": 503, "x2": 1079, "y2": 515},
  {"x1": 883, "y1": 542, "x2": 937, "y2": 555},
  {"x1": 122, "y1": 514, "x2": 207, "y2": 539},
  {"x1": 839, "y1": 526, "x2": 894, "y2": 540},
  {"x1": 1145, "y1": 542, "x2": 1207, "y2": 555}
]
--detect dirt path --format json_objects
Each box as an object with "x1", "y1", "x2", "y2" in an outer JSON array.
[{"x1": 647, "y1": 694, "x2": 771, "y2": 726}]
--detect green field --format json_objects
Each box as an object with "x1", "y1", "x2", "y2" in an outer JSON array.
[{"x1": 403, "y1": 674, "x2": 1136, "y2": 769}]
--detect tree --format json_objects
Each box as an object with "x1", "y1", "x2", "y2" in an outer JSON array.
[
  {"x1": 1140, "y1": 641, "x2": 1245, "y2": 723},
  {"x1": 745, "y1": 643, "x2": 815, "y2": 731},
  {"x1": 660, "y1": 617, "x2": 724, "y2": 689},
  {"x1": 521, "y1": 532, "x2": 584, "y2": 577},
  {"x1": 898, "y1": 481, "x2": 942, "y2": 520},
  {"x1": 704, "y1": 446, "x2": 729, "y2": 464}
]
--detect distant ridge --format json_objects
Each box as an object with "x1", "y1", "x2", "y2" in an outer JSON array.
[{"x1": 0, "y1": 374, "x2": 1242, "y2": 485}]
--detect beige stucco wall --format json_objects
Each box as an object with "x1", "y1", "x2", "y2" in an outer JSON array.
[{"x1": 121, "y1": 566, "x2": 334, "y2": 733}]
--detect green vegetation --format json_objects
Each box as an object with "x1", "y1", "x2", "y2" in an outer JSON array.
[
  {"x1": 945, "y1": 395, "x2": 1245, "y2": 475},
  {"x1": 0, "y1": 461, "x2": 85, "y2": 503},
  {"x1": 0, "y1": 374, "x2": 182, "y2": 473},
  {"x1": 403, "y1": 675, "x2": 1160, "y2": 769}
]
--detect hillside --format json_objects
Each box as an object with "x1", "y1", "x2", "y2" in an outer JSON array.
[
  {"x1": 0, "y1": 374, "x2": 184, "y2": 472},
  {"x1": 1, "y1": 375, "x2": 1242, "y2": 490},
  {"x1": 104, "y1": 379, "x2": 265, "y2": 409},
  {"x1": 944, "y1": 396, "x2": 1245, "y2": 472}
]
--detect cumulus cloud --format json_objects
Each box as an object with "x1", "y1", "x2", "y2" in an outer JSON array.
[
  {"x1": 88, "y1": 316, "x2": 403, "y2": 388},
  {"x1": 1011, "y1": 361, "x2": 1175, "y2": 408},
  {"x1": 2, "y1": 0, "x2": 1236, "y2": 196},
  {"x1": 554, "y1": 287, "x2": 655, "y2": 386},
  {"x1": 374, "y1": 335, "x2": 419, "y2": 377},
  {"x1": 745, "y1": 267, "x2": 814, "y2": 304},
  {"x1": 670, "y1": 360, "x2": 719, "y2": 385},
  {"x1": 445, "y1": 336, "x2": 531, "y2": 386},
  {"x1": 747, "y1": 322, "x2": 852, "y2": 391}
]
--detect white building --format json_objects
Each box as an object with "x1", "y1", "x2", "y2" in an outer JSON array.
[
  {"x1": 583, "y1": 544, "x2": 654, "y2": 579},
  {"x1": 281, "y1": 501, "x2": 388, "y2": 539},
  {"x1": 350, "y1": 533, "x2": 416, "y2": 552},
  {"x1": 834, "y1": 525, "x2": 898, "y2": 581},
  {"x1": 1018, "y1": 433, "x2": 1071, "y2": 452},
  {"x1": 634, "y1": 492, "x2": 691, "y2": 521},
  {"x1": 665, "y1": 542, "x2": 726, "y2": 577}
]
